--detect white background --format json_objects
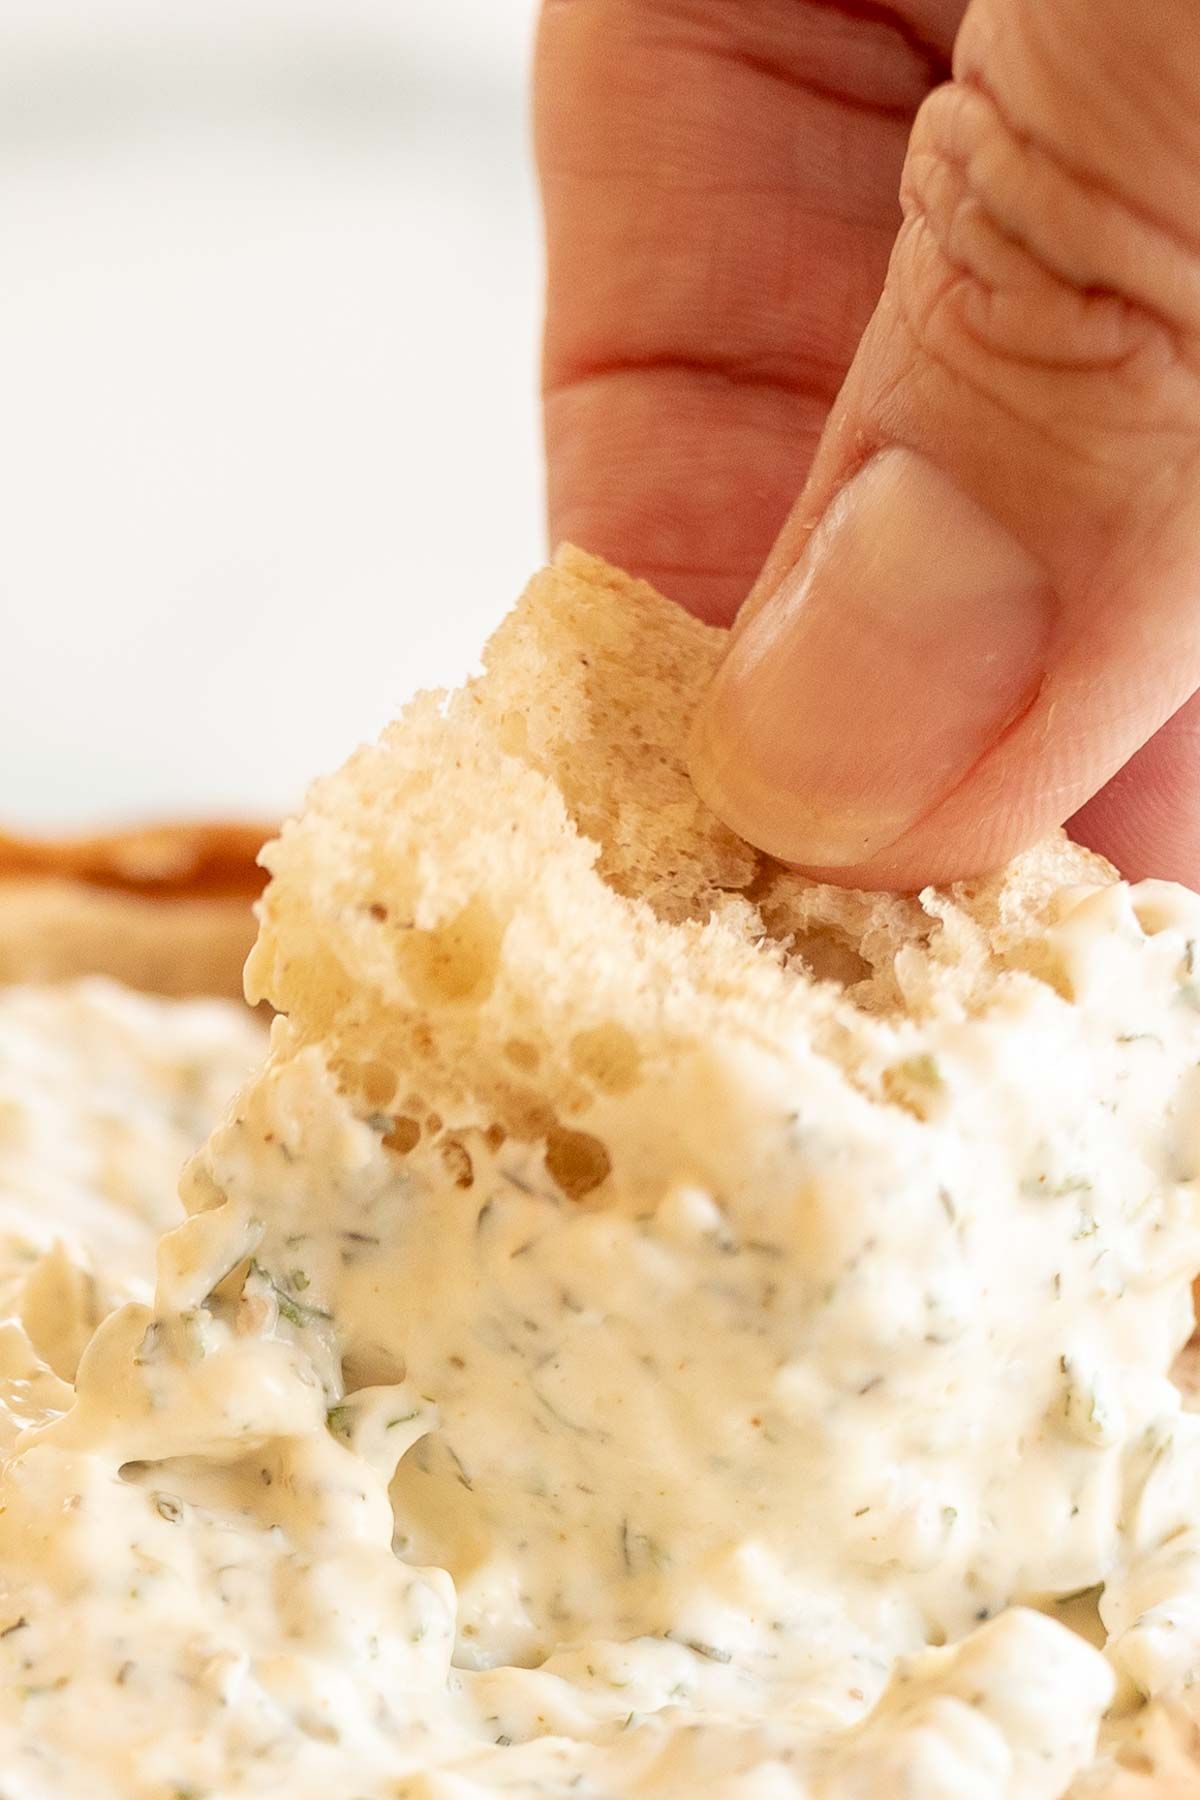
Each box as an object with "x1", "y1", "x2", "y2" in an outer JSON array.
[{"x1": 0, "y1": 0, "x2": 543, "y2": 830}]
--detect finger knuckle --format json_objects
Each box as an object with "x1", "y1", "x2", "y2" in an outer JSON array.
[{"x1": 893, "y1": 81, "x2": 1200, "y2": 456}]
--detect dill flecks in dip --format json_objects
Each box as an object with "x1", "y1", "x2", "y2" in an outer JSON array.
[{"x1": 3, "y1": 553, "x2": 1200, "y2": 1798}]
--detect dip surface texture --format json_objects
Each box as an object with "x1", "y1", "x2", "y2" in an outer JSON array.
[{"x1": 2, "y1": 552, "x2": 1200, "y2": 1798}]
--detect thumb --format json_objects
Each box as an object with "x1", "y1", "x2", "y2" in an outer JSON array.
[{"x1": 690, "y1": 0, "x2": 1200, "y2": 890}]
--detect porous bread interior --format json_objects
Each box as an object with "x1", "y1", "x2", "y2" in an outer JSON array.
[{"x1": 245, "y1": 545, "x2": 1113, "y2": 1197}]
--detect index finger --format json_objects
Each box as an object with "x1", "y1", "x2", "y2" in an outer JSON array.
[{"x1": 535, "y1": 0, "x2": 958, "y2": 624}]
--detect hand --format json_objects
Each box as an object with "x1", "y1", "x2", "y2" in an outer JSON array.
[{"x1": 536, "y1": 0, "x2": 1200, "y2": 889}]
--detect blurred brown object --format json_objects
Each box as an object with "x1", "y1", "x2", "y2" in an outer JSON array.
[{"x1": 0, "y1": 821, "x2": 273, "y2": 1001}]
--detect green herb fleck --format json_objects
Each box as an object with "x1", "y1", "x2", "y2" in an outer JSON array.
[
  {"x1": 1023, "y1": 1173, "x2": 1093, "y2": 1200},
  {"x1": 326, "y1": 1404, "x2": 355, "y2": 1440},
  {"x1": 444, "y1": 1443, "x2": 474, "y2": 1491},
  {"x1": 681, "y1": 1638, "x2": 732, "y2": 1665},
  {"x1": 251, "y1": 1260, "x2": 331, "y2": 1327}
]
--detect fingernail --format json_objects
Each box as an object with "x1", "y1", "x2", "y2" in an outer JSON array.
[{"x1": 689, "y1": 447, "x2": 1053, "y2": 868}]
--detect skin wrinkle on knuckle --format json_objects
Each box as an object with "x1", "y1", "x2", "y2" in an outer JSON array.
[
  {"x1": 537, "y1": 40, "x2": 914, "y2": 212},
  {"x1": 536, "y1": 0, "x2": 940, "y2": 456},
  {"x1": 543, "y1": 368, "x2": 823, "y2": 618},
  {"x1": 892, "y1": 273, "x2": 1154, "y2": 488},
  {"x1": 538, "y1": 23, "x2": 910, "y2": 388},
  {"x1": 536, "y1": 1, "x2": 948, "y2": 201},
  {"x1": 540, "y1": 0, "x2": 953, "y2": 93},
  {"x1": 957, "y1": 0, "x2": 1200, "y2": 254},
  {"x1": 542, "y1": 351, "x2": 846, "y2": 411},
  {"x1": 541, "y1": 200, "x2": 899, "y2": 402},
  {"x1": 887, "y1": 98, "x2": 1200, "y2": 474},
  {"x1": 888, "y1": 226, "x2": 1074, "y2": 456},
  {"x1": 927, "y1": 80, "x2": 1200, "y2": 348},
  {"x1": 682, "y1": 37, "x2": 919, "y2": 127}
]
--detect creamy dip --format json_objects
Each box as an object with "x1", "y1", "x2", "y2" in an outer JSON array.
[
  {"x1": 0, "y1": 980, "x2": 264, "y2": 1388},
  {"x1": 3, "y1": 882, "x2": 1200, "y2": 1797}
]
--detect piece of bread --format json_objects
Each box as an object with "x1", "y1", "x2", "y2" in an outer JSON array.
[
  {"x1": 247, "y1": 544, "x2": 1112, "y2": 1195},
  {"x1": 0, "y1": 822, "x2": 270, "y2": 999}
]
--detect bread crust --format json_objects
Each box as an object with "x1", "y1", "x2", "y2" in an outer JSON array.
[{"x1": 0, "y1": 821, "x2": 270, "y2": 999}]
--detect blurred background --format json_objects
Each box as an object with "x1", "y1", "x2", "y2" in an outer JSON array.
[{"x1": 0, "y1": 0, "x2": 542, "y2": 832}]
